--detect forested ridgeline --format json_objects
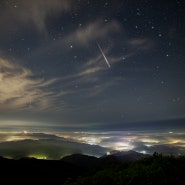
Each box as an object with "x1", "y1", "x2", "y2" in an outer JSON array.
[
  {"x1": 63, "y1": 153, "x2": 185, "y2": 185},
  {"x1": 0, "y1": 153, "x2": 185, "y2": 185}
]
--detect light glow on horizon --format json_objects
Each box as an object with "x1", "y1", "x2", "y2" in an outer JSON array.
[
  {"x1": 0, "y1": 130, "x2": 185, "y2": 157},
  {"x1": 28, "y1": 154, "x2": 47, "y2": 160}
]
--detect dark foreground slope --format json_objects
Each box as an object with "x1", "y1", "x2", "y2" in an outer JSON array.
[
  {"x1": 0, "y1": 153, "x2": 185, "y2": 185},
  {"x1": 0, "y1": 157, "x2": 83, "y2": 184},
  {"x1": 64, "y1": 153, "x2": 185, "y2": 185}
]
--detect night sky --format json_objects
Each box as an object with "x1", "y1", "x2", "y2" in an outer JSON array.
[{"x1": 0, "y1": 0, "x2": 185, "y2": 156}]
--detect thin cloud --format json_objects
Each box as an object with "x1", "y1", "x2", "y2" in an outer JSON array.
[
  {"x1": 0, "y1": 0, "x2": 71, "y2": 33},
  {"x1": 65, "y1": 19, "x2": 121, "y2": 45},
  {"x1": 128, "y1": 38, "x2": 154, "y2": 50},
  {"x1": 55, "y1": 53, "x2": 116, "y2": 99},
  {"x1": 0, "y1": 57, "x2": 58, "y2": 111}
]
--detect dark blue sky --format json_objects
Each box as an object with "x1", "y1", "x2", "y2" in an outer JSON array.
[{"x1": 0, "y1": 0, "x2": 185, "y2": 131}]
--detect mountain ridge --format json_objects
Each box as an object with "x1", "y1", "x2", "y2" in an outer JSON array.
[{"x1": 0, "y1": 138, "x2": 109, "y2": 159}]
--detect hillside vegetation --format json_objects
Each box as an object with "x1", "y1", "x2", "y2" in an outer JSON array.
[{"x1": 0, "y1": 153, "x2": 185, "y2": 185}]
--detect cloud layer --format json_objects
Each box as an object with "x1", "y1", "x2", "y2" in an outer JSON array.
[
  {"x1": 58, "y1": 130, "x2": 185, "y2": 155},
  {"x1": 0, "y1": 130, "x2": 185, "y2": 158}
]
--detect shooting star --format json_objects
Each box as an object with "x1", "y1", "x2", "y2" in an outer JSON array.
[{"x1": 97, "y1": 42, "x2": 111, "y2": 68}]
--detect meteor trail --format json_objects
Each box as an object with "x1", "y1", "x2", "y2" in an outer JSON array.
[{"x1": 97, "y1": 42, "x2": 111, "y2": 68}]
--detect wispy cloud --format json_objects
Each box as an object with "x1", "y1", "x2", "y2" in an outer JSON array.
[
  {"x1": 65, "y1": 19, "x2": 121, "y2": 45},
  {"x1": 0, "y1": 0, "x2": 71, "y2": 33},
  {"x1": 57, "y1": 52, "x2": 120, "y2": 99},
  {"x1": 0, "y1": 57, "x2": 57, "y2": 111},
  {"x1": 128, "y1": 38, "x2": 154, "y2": 50},
  {"x1": 0, "y1": 50, "x2": 122, "y2": 113}
]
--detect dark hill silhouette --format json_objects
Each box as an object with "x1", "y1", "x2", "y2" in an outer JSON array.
[
  {"x1": 61, "y1": 153, "x2": 98, "y2": 167},
  {"x1": 63, "y1": 153, "x2": 185, "y2": 185},
  {"x1": 101, "y1": 150, "x2": 150, "y2": 162},
  {"x1": 60, "y1": 150, "x2": 150, "y2": 168},
  {"x1": 0, "y1": 157, "x2": 83, "y2": 184},
  {"x1": 0, "y1": 153, "x2": 185, "y2": 184}
]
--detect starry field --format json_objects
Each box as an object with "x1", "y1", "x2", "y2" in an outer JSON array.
[{"x1": 0, "y1": 0, "x2": 185, "y2": 157}]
